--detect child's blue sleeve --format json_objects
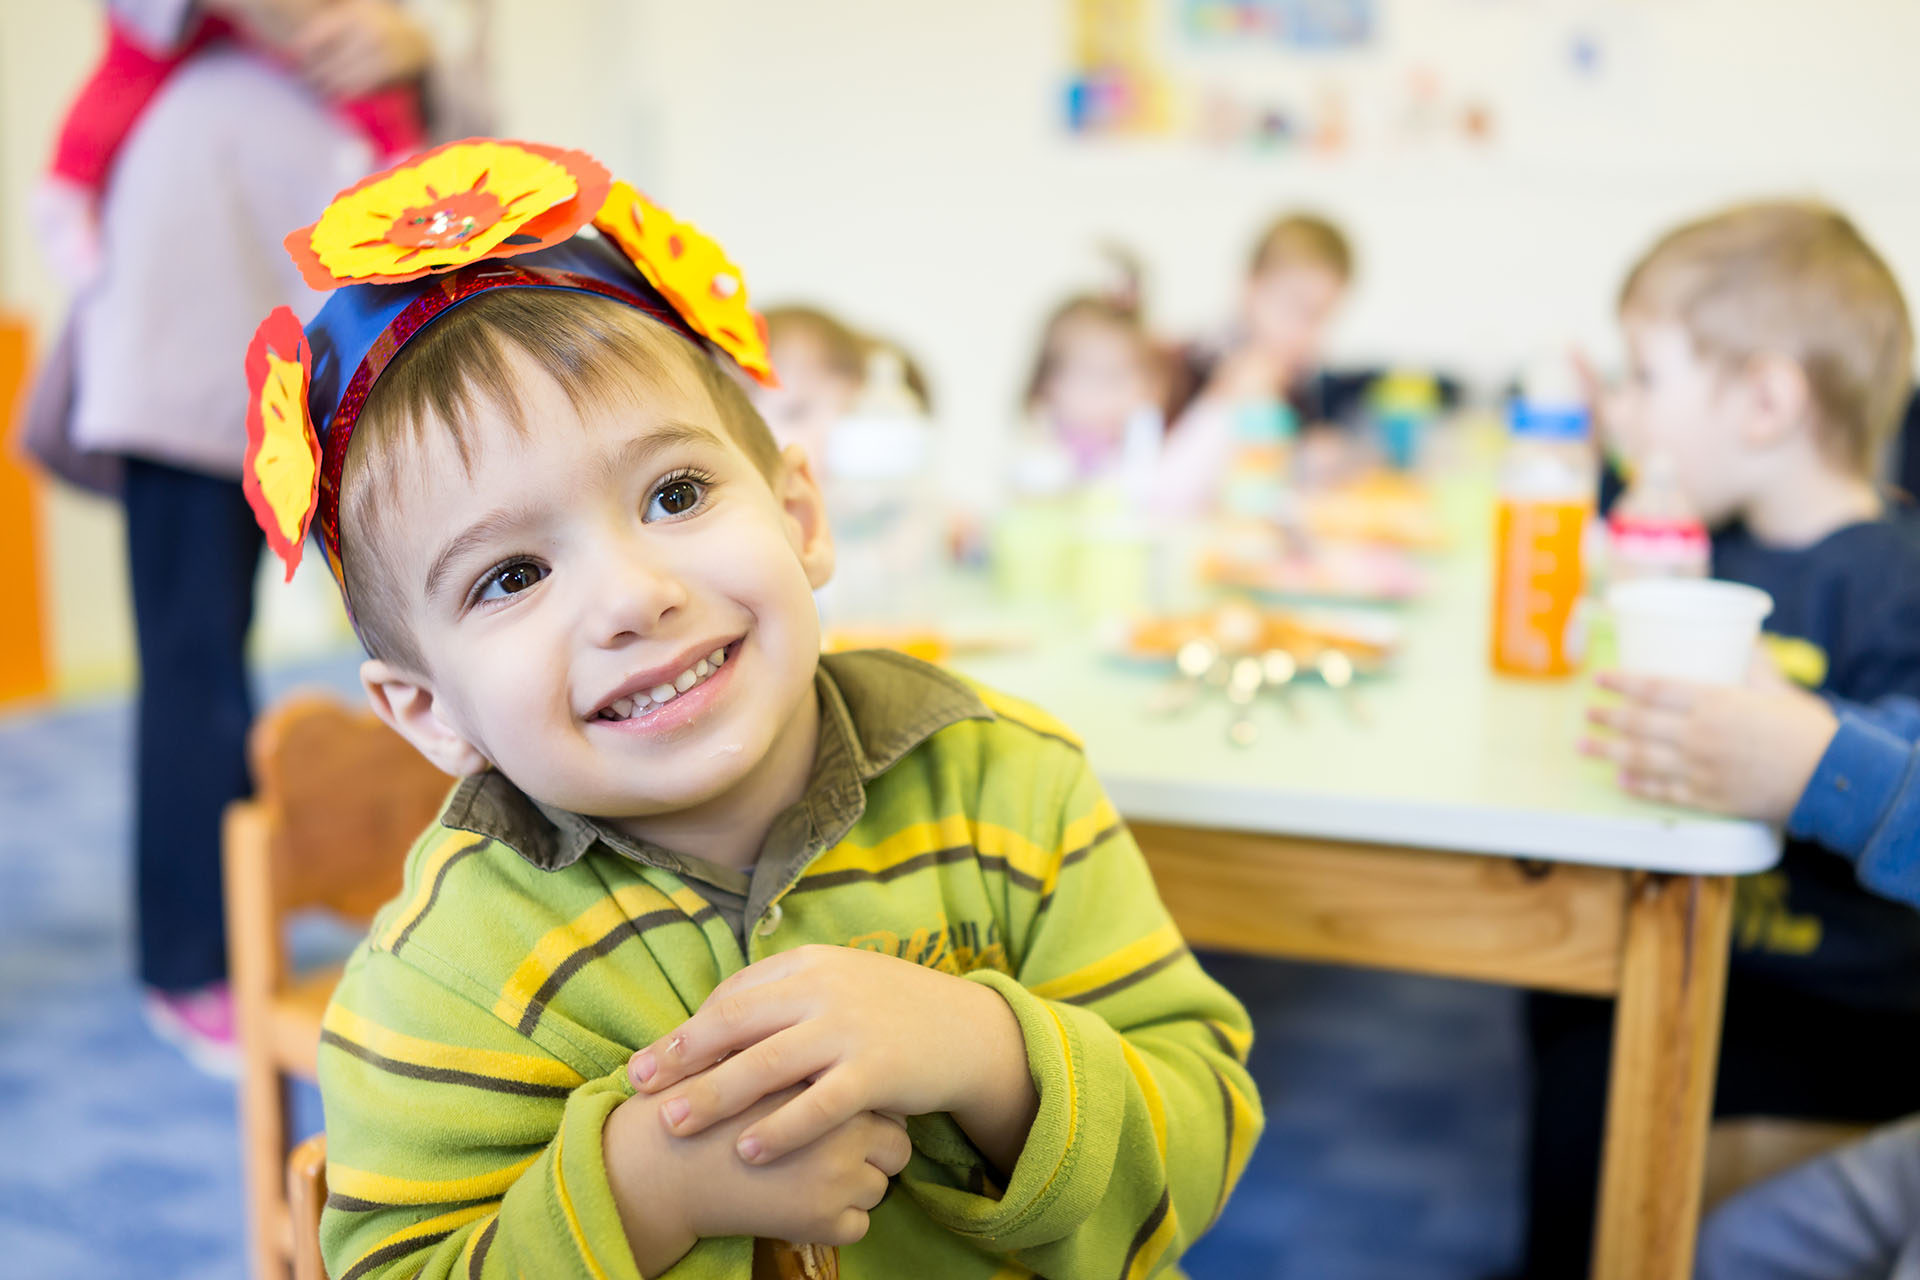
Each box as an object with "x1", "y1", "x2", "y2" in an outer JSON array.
[
  {"x1": 1789, "y1": 709, "x2": 1920, "y2": 909},
  {"x1": 1846, "y1": 694, "x2": 1920, "y2": 743}
]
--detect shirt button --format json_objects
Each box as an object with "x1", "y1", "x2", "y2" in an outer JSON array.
[{"x1": 755, "y1": 902, "x2": 784, "y2": 937}]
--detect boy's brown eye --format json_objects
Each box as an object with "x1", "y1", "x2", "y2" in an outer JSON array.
[
  {"x1": 657, "y1": 480, "x2": 700, "y2": 515},
  {"x1": 499, "y1": 564, "x2": 542, "y2": 593}
]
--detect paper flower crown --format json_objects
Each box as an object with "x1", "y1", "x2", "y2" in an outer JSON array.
[{"x1": 242, "y1": 137, "x2": 776, "y2": 600}]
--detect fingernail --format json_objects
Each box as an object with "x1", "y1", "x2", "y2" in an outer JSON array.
[
  {"x1": 664, "y1": 1097, "x2": 689, "y2": 1128},
  {"x1": 737, "y1": 1135, "x2": 762, "y2": 1163},
  {"x1": 631, "y1": 1052, "x2": 655, "y2": 1085}
]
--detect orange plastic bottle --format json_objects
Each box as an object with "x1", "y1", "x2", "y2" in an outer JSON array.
[{"x1": 1491, "y1": 386, "x2": 1595, "y2": 677}]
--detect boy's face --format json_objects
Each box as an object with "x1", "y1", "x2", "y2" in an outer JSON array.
[
  {"x1": 752, "y1": 335, "x2": 861, "y2": 474},
  {"x1": 1040, "y1": 319, "x2": 1155, "y2": 439},
  {"x1": 364, "y1": 345, "x2": 834, "y2": 822},
  {"x1": 1614, "y1": 316, "x2": 1765, "y2": 527},
  {"x1": 1243, "y1": 261, "x2": 1345, "y2": 373}
]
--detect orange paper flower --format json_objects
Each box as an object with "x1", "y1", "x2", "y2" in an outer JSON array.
[
  {"x1": 591, "y1": 181, "x2": 776, "y2": 386},
  {"x1": 285, "y1": 138, "x2": 612, "y2": 290},
  {"x1": 242, "y1": 307, "x2": 320, "y2": 579}
]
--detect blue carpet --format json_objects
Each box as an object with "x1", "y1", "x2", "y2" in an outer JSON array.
[{"x1": 0, "y1": 654, "x2": 1523, "y2": 1277}]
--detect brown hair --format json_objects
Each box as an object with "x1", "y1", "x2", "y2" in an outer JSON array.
[
  {"x1": 1620, "y1": 200, "x2": 1914, "y2": 476},
  {"x1": 1022, "y1": 295, "x2": 1160, "y2": 410},
  {"x1": 765, "y1": 305, "x2": 866, "y2": 382},
  {"x1": 765, "y1": 304, "x2": 936, "y2": 414},
  {"x1": 340, "y1": 289, "x2": 781, "y2": 669},
  {"x1": 1249, "y1": 212, "x2": 1354, "y2": 281}
]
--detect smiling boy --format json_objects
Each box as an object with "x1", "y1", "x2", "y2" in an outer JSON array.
[{"x1": 245, "y1": 141, "x2": 1259, "y2": 1280}]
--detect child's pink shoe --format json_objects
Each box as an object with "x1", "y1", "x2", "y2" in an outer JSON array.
[{"x1": 142, "y1": 981, "x2": 239, "y2": 1078}]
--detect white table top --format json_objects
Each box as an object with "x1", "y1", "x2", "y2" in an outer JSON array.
[{"x1": 948, "y1": 482, "x2": 1782, "y2": 878}]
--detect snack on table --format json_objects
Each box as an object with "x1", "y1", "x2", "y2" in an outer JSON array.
[
  {"x1": 1200, "y1": 538, "x2": 1427, "y2": 603},
  {"x1": 1121, "y1": 599, "x2": 1400, "y2": 673},
  {"x1": 1300, "y1": 473, "x2": 1446, "y2": 549}
]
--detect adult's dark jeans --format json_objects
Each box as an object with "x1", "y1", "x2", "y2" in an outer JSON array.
[{"x1": 123, "y1": 455, "x2": 263, "y2": 993}]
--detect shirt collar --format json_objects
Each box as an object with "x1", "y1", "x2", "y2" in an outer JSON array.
[{"x1": 437, "y1": 649, "x2": 992, "y2": 878}]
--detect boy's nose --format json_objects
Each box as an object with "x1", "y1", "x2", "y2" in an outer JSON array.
[{"x1": 581, "y1": 541, "x2": 688, "y2": 647}]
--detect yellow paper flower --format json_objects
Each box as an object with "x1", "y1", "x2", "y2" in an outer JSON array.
[
  {"x1": 285, "y1": 139, "x2": 611, "y2": 289},
  {"x1": 242, "y1": 307, "x2": 320, "y2": 579},
  {"x1": 592, "y1": 181, "x2": 776, "y2": 386}
]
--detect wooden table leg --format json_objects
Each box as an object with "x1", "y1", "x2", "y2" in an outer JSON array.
[{"x1": 1592, "y1": 872, "x2": 1734, "y2": 1280}]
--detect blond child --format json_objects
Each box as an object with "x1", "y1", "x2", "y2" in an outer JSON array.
[
  {"x1": 1517, "y1": 200, "x2": 1920, "y2": 1279},
  {"x1": 1159, "y1": 212, "x2": 1354, "y2": 517},
  {"x1": 239, "y1": 140, "x2": 1260, "y2": 1278}
]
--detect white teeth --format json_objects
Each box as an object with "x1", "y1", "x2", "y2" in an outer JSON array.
[{"x1": 596, "y1": 648, "x2": 734, "y2": 722}]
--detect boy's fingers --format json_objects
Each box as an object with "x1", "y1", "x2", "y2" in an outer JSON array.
[
  {"x1": 655, "y1": 1026, "x2": 832, "y2": 1140},
  {"x1": 738, "y1": 1069, "x2": 867, "y2": 1166},
  {"x1": 632, "y1": 984, "x2": 803, "y2": 1092},
  {"x1": 1587, "y1": 701, "x2": 1687, "y2": 744},
  {"x1": 1621, "y1": 770, "x2": 1696, "y2": 809},
  {"x1": 868, "y1": 1116, "x2": 913, "y2": 1178},
  {"x1": 1595, "y1": 672, "x2": 1699, "y2": 712}
]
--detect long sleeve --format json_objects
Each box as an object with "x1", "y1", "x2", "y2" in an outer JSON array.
[
  {"x1": 320, "y1": 944, "x2": 750, "y2": 1280},
  {"x1": 1788, "y1": 709, "x2": 1920, "y2": 911},
  {"x1": 898, "y1": 755, "x2": 1262, "y2": 1278}
]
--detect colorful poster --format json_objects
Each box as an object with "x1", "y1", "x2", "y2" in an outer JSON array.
[{"x1": 1183, "y1": 0, "x2": 1378, "y2": 50}]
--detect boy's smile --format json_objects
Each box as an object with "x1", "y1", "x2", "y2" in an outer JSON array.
[{"x1": 363, "y1": 342, "x2": 833, "y2": 862}]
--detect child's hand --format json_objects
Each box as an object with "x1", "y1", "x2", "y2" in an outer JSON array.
[
  {"x1": 629, "y1": 945, "x2": 1037, "y2": 1171},
  {"x1": 1580, "y1": 671, "x2": 1838, "y2": 821},
  {"x1": 604, "y1": 1084, "x2": 910, "y2": 1271}
]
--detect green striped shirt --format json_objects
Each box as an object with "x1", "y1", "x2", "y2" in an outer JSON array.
[{"x1": 318, "y1": 650, "x2": 1262, "y2": 1279}]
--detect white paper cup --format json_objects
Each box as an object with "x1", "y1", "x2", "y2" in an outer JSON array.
[{"x1": 1607, "y1": 579, "x2": 1774, "y2": 685}]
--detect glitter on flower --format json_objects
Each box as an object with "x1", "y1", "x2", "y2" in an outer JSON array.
[
  {"x1": 285, "y1": 138, "x2": 612, "y2": 289},
  {"x1": 591, "y1": 181, "x2": 776, "y2": 386}
]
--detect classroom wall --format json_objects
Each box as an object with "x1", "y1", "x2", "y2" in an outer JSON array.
[{"x1": 5, "y1": 0, "x2": 1920, "y2": 695}]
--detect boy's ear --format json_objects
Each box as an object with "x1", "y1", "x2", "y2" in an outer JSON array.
[
  {"x1": 776, "y1": 444, "x2": 835, "y2": 589},
  {"x1": 361, "y1": 659, "x2": 490, "y2": 778},
  {"x1": 1743, "y1": 353, "x2": 1816, "y2": 450}
]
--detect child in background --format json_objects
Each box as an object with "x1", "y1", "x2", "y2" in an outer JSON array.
[
  {"x1": 1014, "y1": 251, "x2": 1168, "y2": 494},
  {"x1": 753, "y1": 305, "x2": 867, "y2": 467},
  {"x1": 1515, "y1": 200, "x2": 1920, "y2": 1280},
  {"x1": 240, "y1": 140, "x2": 1262, "y2": 1276},
  {"x1": 1159, "y1": 212, "x2": 1355, "y2": 517},
  {"x1": 34, "y1": 0, "x2": 425, "y2": 290},
  {"x1": 755, "y1": 305, "x2": 943, "y2": 622}
]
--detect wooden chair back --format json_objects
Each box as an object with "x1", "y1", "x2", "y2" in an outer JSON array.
[
  {"x1": 228, "y1": 692, "x2": 451, "y2": 1280},
  {"x1": 247, "y1": 691, "x2": 452, "y2": 923}
]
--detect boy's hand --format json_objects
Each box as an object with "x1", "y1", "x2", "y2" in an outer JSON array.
[
  {"x1": 605, "y1": 1084, "x2": 910, "y2": 1273},
  {"x1": 629, "y1": 945, "x2": 1037, "y2": 1171},
  {"x1": 1580, "y1": 671, "x2": 1838, "y2": 821}
]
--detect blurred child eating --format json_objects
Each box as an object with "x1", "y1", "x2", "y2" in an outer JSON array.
[{"x1": 1160, "y1": 212, "x2": 1355, "y2": 517}]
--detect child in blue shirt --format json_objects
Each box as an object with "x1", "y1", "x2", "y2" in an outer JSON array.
[{"x1": 1518, "y1": 199, "x2": 1920, "y2": 1279}]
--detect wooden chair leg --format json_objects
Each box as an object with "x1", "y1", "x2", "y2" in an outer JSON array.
[{"x1": 288, "y1": 1133, "x2": 329, "y2": 1280}]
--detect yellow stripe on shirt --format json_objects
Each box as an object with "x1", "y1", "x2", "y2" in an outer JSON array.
[
  {"x1": 328, "y1": 1152, "x2": 539, "y2": 1208},
  {"x1": 324, "y1": 1002, "x2": 585, "y2": 1091},
  {"x1": 492, "y1": 882, "x2": 681, "y2": 1028},
  {"x1": 1029, "y1": 922, "x2": 1186, "y2": 1004}
]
